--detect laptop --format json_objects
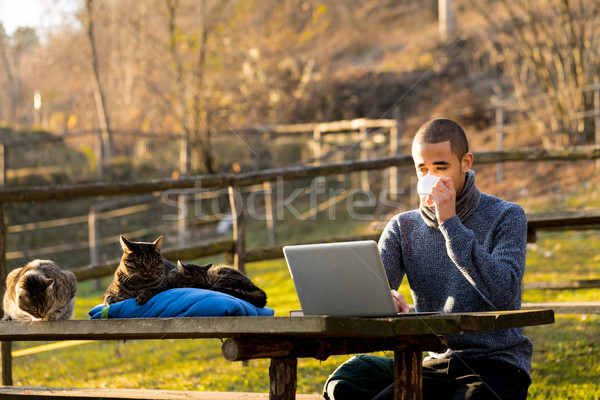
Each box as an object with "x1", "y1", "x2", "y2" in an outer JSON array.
[{"x1": 283, "y1": 240, "x2": 399, "y2": 317}]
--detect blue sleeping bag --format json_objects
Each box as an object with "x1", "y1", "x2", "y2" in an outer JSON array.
[{"x1": 89, "y1": 288, "x2": 274, "y2": 319}]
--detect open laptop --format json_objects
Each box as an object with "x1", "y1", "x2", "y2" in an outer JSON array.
[{"x1": 283, "y1": 240, "x2": 400, "y2": 317}]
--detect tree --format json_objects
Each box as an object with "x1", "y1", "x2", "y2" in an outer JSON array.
[
  {"x1": 0, "y1": 25, "x2": 17, "y2": 123},
  {"x1": 84, "y1": 0, "x2": 112, "y2": 177},
  {"x1": 473, "y1": 0, "x2": 600, "y2": 147},
  {"x1": 164, "y1": 0, "x2": 236, "y2": 174}
]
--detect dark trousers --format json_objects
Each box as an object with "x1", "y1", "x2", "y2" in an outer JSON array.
[
  {"x1": 324, "y1": 356, "x2": 531, "y2": 400},
  {"x1": 372, "y1": 358, "x2": 531, "y2": 400}
]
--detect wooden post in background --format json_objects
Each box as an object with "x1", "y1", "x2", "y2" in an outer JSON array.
[
  {"x1": 0, "y1": 144, "x2": 5, "y2": 187},
  {"x1": 494, "y1": 87, "x2": 505, "y2": 182},
  {"x1": 438, "y1": 0, "x2": 456, "y2": 41},
  {"x1": 253, "y1": 129, "x2": 263, "y2": 171},
  {"x1": 313, "y1": 126, "x2": 322, "y2": 165},
  {"x1": 88, "y1": 206, "x2": 101, "y2": 291},
  {"x1": 0, "y1": 204, "x2": 13, "y2": 385},
  {"x1": 594, "y1": 76, "x2": 600, "y2": 171},
  {"x1": 359, "y1": 125, "x2": 371, "y2": 192},
  {"x1": 389, "y1": 109, "x2": 402, "y2": 201},
  {"x1": 95, "y1": 129, "x2": 104, "y2": 181},
  {"x1": 228, "y1": 185, "x2": 246, "y2": 274},
  {"x1": 178, "y1": 136, "x2": 190, "y2": 247},
  {"x1": 263, "y1": 181, "x2": 277, "y2": 247}
]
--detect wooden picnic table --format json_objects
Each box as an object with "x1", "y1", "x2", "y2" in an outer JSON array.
[{"x1": 0, "y1": 309, "x2": 554, "y2": 400}]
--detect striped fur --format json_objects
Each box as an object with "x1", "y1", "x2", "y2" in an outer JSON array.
[{"x1": 103, "y1": 236, "x2": 175, "y2": 306}]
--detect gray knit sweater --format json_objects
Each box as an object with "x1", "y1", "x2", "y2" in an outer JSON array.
[{"x1": 378, "y1": 192, "x2": 533, "y2": 376}]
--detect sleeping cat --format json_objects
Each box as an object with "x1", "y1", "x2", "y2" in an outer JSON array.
[
  {"x1": 103, "y1": 235, "x2": 176, "y2": 306},
  {"x1": 103, "y1": 235, "x2": 268, "y2": 308},
  {"x1": 3, "y1": 259, "x2": 77, "y2": 321},
  {"x1": 167, "y1": 261, "x2": 268, "y2": 308}
]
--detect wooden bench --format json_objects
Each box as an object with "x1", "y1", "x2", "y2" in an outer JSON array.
[
  {"x1": 0, "y1": 386, "x2": 324, "y2": 399},
  {"x1": 0, "y1": 311, "x2": 554, "y2": 400}
]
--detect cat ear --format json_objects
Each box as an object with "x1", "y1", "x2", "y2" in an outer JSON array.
[
  {"x1": 177, "y1": 260, "x2": 185, "y2": 269},
  {"x1": 42, "y1": 278, "x2": 54, "y2": 291},
  {"x1": 153, "y1": 236, "x2": 164, "y2": 252},
  {"x1": 201, "y1": 263, "x2": 213, "y2": 269},
  {"x1": 120, "y1": 236, "x2": 133, "y2": 253}
]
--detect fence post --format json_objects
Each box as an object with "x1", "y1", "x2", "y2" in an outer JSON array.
[
  {"x1": 438, "y1": 0, "x2": 456, "y2": 41},
  {"x1": 96, "y1": 129, "x2": 104, "y2": 181},
  {"x1": 359, "y1": 126, "x2": 371, "y2": 192},
  {"x1": 0, "y1": 203, "x2": 13, "y2": 385},
  {"x1": 88, "y1": 206, "x2": 101, "y2": 290},
  {"x1": 228, "y1": 185, "x2": 246, "y2": 274},
  {"x1": 494, "y1": 87, "x2": 505, "y2": 182},
  {"x1": 253, "y1": 129, "x2": 263, "y2": 171},
  {"x1": 313, "y1": 126, "x2": 322, "y2": 165},
  {"x1": 263, "y1": 181, "x2": 277, "y2": 247},
  {"x1": 178, "y1": 136, "x2": 190, "y2": 247},
  {"x1": 0, "y1": 144, "x2": 5, "y2": 187},
  {"x1": 595, "y1": 76, "x2": 600, "y2": 171},
  {"x1": 389, "y1": 109, "x2": 402, "y2": 201}
]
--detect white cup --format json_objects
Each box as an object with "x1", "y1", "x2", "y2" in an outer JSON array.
[{"x1": 417, "y1": 175, "x2": 439, "y2": 196}]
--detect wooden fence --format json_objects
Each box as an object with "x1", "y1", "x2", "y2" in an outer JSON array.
[
  {"x1": 1, "y1": 145, "x2": 600, "y2": 282},
  {"x1": 1, "y1": 146, "x2": 600, "y2": 386},
  {"x1": 0, "y1": 119, "x2": 400, "y2": 188}
]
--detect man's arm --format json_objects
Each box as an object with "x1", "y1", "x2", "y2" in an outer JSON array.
[
  {"x1": 378, "y1": 216, "x2": 406, "y2": 290},
  {"x1": 378, "y1": 216, "x2": 410, "y2": 313},
  {"x1": 439, "y1": 204, "x2": 527, "y2": 310}
]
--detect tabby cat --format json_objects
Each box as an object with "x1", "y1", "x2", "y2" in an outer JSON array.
[
  {"x1": 103, "y1": 235, "x2": 175, "y2": 306},
  {"x1": 103, "y1": 235, "x2": 268, "y2": 308},
  {"x1": 167, "y1": 261, "x2": 268, "y2": 308},
  {"x1": 3, "y1": 259, "x2": 77, "y2": 321}
]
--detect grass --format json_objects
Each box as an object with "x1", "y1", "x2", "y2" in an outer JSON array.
[{"x1": 7, "y1": 229, "x2": 600, "y2": 398}]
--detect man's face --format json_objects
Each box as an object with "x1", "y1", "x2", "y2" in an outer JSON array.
[{"x1": 411, "y1": 140, "x2": 471, "y2": 197}]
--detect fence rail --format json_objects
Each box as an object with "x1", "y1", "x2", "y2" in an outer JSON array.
[
  {"x1": 0, "y1": 145, "x2": 599, "y2": 281},
  {"x1": 2, "y1": 146, "x2": 600, "y2": 204}
]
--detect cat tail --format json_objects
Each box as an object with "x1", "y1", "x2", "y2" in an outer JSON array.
[{"x1": 217, "y1": 287, "x2": 268, "y2": 308}]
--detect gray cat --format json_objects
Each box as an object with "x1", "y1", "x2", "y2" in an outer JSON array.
[{"x1": 3, "y1": 259, "x2": 77, "y2": 321}]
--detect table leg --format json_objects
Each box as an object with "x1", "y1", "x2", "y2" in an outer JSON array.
[
  {"x1": 269, "y1": 357, "x2": 297, "y2": 400},
  {"x1": 393, "y1": 350, "x2": 422, "y2": 400},
  {"x1": 1, "y1": 341, "x2": 12, "y2": 386}
]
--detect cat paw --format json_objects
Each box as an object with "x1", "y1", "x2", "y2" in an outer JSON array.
[{"x1": 136, "y1": 294, "x2": 152, "y2": 305}]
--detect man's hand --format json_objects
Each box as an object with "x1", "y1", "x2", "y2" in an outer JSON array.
[
  {"x1": 426, "y1": 176, "x2": 457, "y2": 224},
  {"x1": 391, "y1": 290, "x2": 410, "y2": 313}
]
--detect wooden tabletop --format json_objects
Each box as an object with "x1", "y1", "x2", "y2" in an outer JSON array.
[{"x1": 0, "y1": 310, "x2": 554, "y2": 342}]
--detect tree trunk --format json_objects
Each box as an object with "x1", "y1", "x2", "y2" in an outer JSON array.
[
  {"x1": 0, "y1": 31, "x2": 17, "y2": 124},
  {"x1": 85, "y1": 0, "x2": 112, "y2": 177}
]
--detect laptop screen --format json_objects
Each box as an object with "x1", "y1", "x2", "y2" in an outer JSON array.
[{"x1": 283, "y1": 240, "x2": 398, "y2": 317}]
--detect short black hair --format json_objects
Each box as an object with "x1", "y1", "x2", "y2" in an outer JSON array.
[{"x1": 413, "y1": 119, "x2": 469, "y2": 160}]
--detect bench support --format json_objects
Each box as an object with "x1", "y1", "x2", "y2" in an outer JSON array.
[
  {"x1": 394, "y1": 350, "x2": 422, "y2": 400},
  {"x1": 1, "y1": 341, "x2": 11, "y2": 385},
  {"x1": 269, "y1": 358, "x2": 297, "y2": 400}
]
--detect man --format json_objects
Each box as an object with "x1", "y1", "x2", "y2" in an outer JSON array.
[{"x1": 324, "y1": 119, "x2": 532, "y2": 400}]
